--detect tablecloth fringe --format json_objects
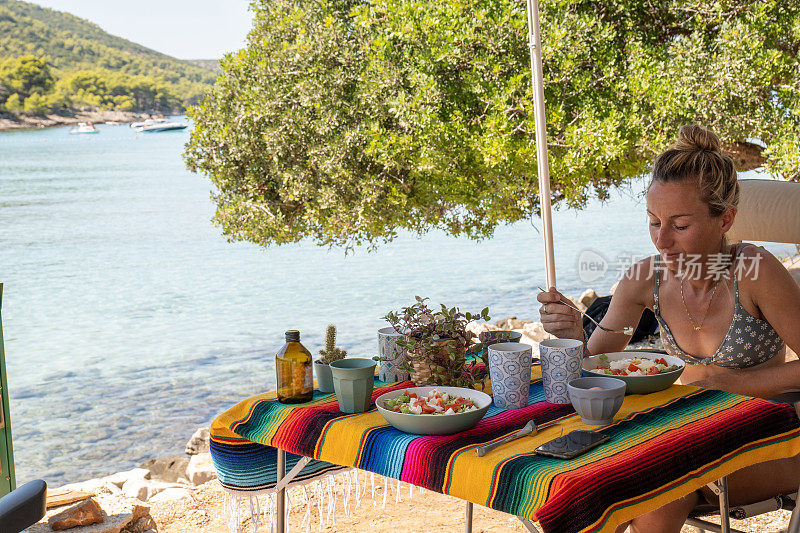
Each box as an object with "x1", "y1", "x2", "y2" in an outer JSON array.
[{"x1": 221, "y1": 470, "x2": 420, "y2": 532}]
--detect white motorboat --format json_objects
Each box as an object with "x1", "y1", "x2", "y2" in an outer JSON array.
[
  {"x1": 137, "y1": 121, "x2": 188, "y2": 132},
  {"x1": 130, "y1": 118, "x2": 165, "y2": 129},
  {"x1": 69, "y1": 122, "x2": 98, "y2": 134}
]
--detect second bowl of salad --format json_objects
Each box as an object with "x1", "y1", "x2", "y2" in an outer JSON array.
[
  {"x1": 582, "y1": 351, "x2": 685, "y2": 394},
  {"x1": 375, "y1": 386, "x2": 492, "y2": 435}
]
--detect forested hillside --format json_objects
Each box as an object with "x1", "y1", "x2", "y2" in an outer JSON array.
[{"x1": 0, "y1": 0, "x2": 217, "y2": 114}]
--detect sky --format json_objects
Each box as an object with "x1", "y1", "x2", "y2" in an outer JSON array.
[{"x1": 26, "y1": 0, "x2": 253, "y2": 59}]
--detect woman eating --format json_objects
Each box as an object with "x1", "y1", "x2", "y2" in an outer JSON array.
[{"x1": 537, "y1": 124, "x2": 800, "y2": 533}]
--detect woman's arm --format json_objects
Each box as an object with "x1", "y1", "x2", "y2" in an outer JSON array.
[
  {"x1": 688, "y1": 362, "x2": 800, "y2": 399},
  {"x1": 585, "y1": 260, "x2": 653, "y2": 356},
  {"x1": 537, "y1": 258, "x2": 654, "y2": 356}
]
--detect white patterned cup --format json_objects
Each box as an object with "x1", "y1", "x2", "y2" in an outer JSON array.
[
  {"x1": 539, "y1": 338, "x2": 584, "y2": 404},
  {"x1": 487, "y1": 342, "x2": 533, "y2": 410},
  {"x1": 378, "y1": 327, "x2": 409, "y2": 382}
]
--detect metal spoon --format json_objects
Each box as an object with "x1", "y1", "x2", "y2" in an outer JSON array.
[
  {"x1": 476, "y1": 421, "x2": 538, "y2": 457},
  {"x1": 537, "y1": 286, "x2": 635, "y2": 336}
]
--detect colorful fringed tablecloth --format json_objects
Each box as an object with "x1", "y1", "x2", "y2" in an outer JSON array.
[{"x1": 210, "y1": 370, "x2": 800, "y2": 533}]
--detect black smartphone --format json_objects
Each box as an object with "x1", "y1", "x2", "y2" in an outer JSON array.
[{"x1": 534, "y1": 430, "x2": 610, "y2": 459}]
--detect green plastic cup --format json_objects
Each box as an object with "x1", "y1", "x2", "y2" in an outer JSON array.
[{"x1": 329, "y1": 358, "x2": 377, "y2": 413}]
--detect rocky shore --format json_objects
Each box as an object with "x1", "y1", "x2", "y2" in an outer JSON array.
[
  {"x1": 28, "y1": 428, "x2": 215, "y2": 532},
  {"x1": 0, "y1": 110, "x2": 156, "y2": 131}
]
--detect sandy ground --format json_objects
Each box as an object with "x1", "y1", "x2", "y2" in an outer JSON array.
[{"x1": 149, "y1": 476, "x2": 794, "y2": 533}]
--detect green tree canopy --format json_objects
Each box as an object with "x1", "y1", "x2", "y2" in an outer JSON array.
[
  {"x1": 185, "y1": 0, "x2": 800, "y2": 250},
  {"x1": 1, "y1": 55, "x2": 53, "y2": 97},
  {"x1": 0, "y1": 0, "x2": 216, "y2": 114}
]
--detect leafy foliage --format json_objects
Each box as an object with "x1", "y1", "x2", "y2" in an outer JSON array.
[
  {"x1": 383, "y1": 296, "x2": 490, "y2": 387},
  {"x1": 186, "y1": 0, "x2": 800, "y2": 249},
  {"x1": 0, "y1": 0, "x2": 216, "y2": 113}
]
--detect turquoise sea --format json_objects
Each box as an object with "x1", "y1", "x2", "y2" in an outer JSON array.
[{"x1": 0, "y1": 121, "x2": 793, "y2": 486}]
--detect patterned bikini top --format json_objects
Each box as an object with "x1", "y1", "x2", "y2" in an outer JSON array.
[{"x1": 653, "y1": 256, "x2": 784, "y2": 368}]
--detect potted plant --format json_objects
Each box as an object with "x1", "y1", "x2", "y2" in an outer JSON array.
[
  {"x1": 315, "y1": 324, "x2": 347, "y2": 393},
  {"x1": 383, "y1": 296, "x2": 490, "y2": 387}
]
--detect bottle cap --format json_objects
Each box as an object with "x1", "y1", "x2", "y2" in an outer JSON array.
[{"x1": 285, "y1": 330, "x2": 300, "y2": 341}]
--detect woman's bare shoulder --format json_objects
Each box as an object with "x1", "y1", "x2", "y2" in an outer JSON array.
[
  {"x1": 734, "y1": 243, "x2": 785, "y2": 281},
  {"x1": 622, "y1": 255, "x2": 659, "y2": 283},
  {"x1": 614, "y1": 255, "x2": 658, "y2": 307}
]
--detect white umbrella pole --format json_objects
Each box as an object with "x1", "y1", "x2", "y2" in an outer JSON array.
[{"x1": 526, "y1": 0, "x2": 557, "y2": 289}]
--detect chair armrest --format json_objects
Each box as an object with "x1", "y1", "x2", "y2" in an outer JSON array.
[{"x1": 0, "y1": 479, "x2": 47, "y2": 532}]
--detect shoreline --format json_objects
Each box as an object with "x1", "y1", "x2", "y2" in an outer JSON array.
[{"x1": 0, "y1": 110, "x2": 176, "y2": 131}]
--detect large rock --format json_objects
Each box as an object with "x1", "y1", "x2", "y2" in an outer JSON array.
[
  {"x1": 185, "y1": 427, "x2": 210, "y2": 455},
  {"x1": 48, "y1": 498, "x2": 104, "y2": 530},
  {"x1": 519, "y1": 321, "x2": 553, "y2": 343},
  {"x1": 579, "y1": 289, "x2": 598, "y2": 309},
  {"x1": 121, "y1": 478, "x2": 186, "y2": 502},
  {"x1": 102, "y1": 468, "x2": 150, "y2": 488},
  {"x1": 30, "y1": 494, "x2": 150, "y2": 533},
  {"x1": 57, "y1": 479, "x2": 121, "y2": 496},
  {"x1": 148, "y1": 487, "x2": 192, "y2": 503},
  {"x1": 782, "y1": 254, "x2": 800, "y2": 286},
  {"x1": 465, "y1": 321, "x2": 499, "y2": 340},
  {"x1": 121, "y1": 478, "x2": 150, "y2": 501},
  {"x1": 124, "y1": 515, "x2": 157, "y2": 532},
  {"x1": 495, "y1": 317, "x2": 531, "y2": 330},
  {"x1": 140, "y1": 456, "x2": 189, "y2": 483},
  {"x1": 186, "y1": 452, "x2": 216, "y2": 485}
]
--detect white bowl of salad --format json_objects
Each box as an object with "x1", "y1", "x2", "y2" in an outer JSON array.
[
  {"x1": 582, "y1": 352, "x2": 685, "y2": 394},
  {"x1": 375, "y1": 386, "x2": 492, "y2": 435}
]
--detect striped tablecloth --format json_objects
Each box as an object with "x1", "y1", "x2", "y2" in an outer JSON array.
[{"x1": 210, "y1": 370, "x2": 800, "y2": 532}]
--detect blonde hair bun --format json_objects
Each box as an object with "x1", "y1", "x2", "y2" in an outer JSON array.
[
  {"x1": 675, "y1": 124, "x2": 721, "y2": 153},
  {"x1": 650, "y1": 124, "x2": 739, "y2": 218}
]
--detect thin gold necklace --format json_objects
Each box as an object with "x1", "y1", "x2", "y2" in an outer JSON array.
[{"x1": 680, "y1": 278, "x2": 718, "y2": 331}]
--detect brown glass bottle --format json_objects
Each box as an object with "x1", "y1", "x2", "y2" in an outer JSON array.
[{"x1": 276, "y1": 330, "x2": 313, "y2": 403}]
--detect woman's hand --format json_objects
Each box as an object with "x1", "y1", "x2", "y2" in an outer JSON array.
[{"x1": 537, "y1": 287, "x2": 584, "y2": 340}]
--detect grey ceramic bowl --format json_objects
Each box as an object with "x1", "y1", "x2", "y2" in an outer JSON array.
[
  {"x1": 582, "y1": 352, "x2": 685, "y2": 394},
  {"x1": 474, "y1": 330, "x2": 524, "y2": 355},
  {"x1": 567, "y1": 377, "x2": 626, "y2": 426},
  {"x1": 375, "y1": 386, "x2": 491, "y2": 435}
]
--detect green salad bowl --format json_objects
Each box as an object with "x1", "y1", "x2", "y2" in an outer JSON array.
[
  {"x1": 375, "y1": 386, "x2": 492, "y2": 435},
  {"x1": 582, "y1": 352, "x2": 685, "y2": 395}
]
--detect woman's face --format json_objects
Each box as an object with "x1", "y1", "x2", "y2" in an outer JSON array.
[{"x1": 646, "y1": 180, "x2": 732, "y2": 271}]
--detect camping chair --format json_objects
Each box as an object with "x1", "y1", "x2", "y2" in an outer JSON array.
[
  {"x1": 0, "y1": 479, "x2": 47, "y2": 532},
  {"x1": 681, "y1": 178, "x2": 800, "y2": 533}
]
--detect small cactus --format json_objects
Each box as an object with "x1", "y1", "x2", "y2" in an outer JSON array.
[{"x1": 318, "y1": 324, "x2": 347, "y2": 364}]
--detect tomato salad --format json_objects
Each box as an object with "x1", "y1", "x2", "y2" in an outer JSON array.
[
  {"x1": 595, "y1": 354, "x2": 681, "y2": 376},
  {"x1": 384, "y1": 389, "x2": 478, "y2": 415}
]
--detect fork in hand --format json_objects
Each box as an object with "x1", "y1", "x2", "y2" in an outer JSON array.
[{"x1": 537, "y1": 286, "x2": 635, "y2": 336}]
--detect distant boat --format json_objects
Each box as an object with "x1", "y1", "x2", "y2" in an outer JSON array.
[
  {"x1": 69, "y1": 122, "x2": 98, "y2": 134},
  {"x1": 130, "y1": 118, "x2": 165, "y2": 129},
  {"x1": 137, "y1": 121, "x2": 188, "y2": 133}
]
